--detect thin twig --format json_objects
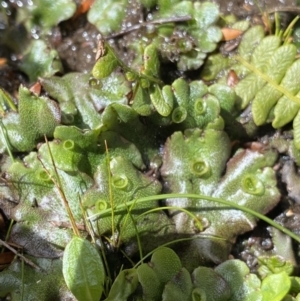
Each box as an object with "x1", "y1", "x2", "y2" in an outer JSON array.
[
  {"x1": 266, "y1": 6, "x2": 300, "y2": 15},
  {"x1": 236, "y1": 6, "x2": 300, "y2": 17},
  {"x1": 106, "y1": 15, "x2": 192, "y2": 39},
  {"x1": 0, "y1": 239, "x2": 42, "y2": 271}
]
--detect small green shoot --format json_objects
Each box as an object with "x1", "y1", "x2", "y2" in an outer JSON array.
[
  {"x1": 274, "y1": 12, "x2": 281, "y2": 37},
  {"x1": 0, "y1": 89, "x2": 15, "y2": 162},
  {"x1": 5, "y1": 220, "x2": 14, "y2": 242},
  {"x1": 283, "y1": 16, "x2": 300, "y2": 44},
  {"x1": 0, "y1": 87, "x2": 17, "y2": 113}
]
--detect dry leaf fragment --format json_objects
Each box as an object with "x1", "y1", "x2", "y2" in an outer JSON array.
[
  {"x1": 73, "y1": 0, "x2": 95, "y2": 19},
  {"x1": 227, "y1": 69, "x2": 239, "y2": 88},
  {"x1": 95, "y1": 38, "x2": 106, "y2": 61},
  {"x1": 29, "y1": 81, "x2": 42, "y2": 96},
  {"x1": 221, "y1": 28, "x2": 242, "y2": 41},
  {"x1": 0, "y1": 58, "x2": 7, "y2": 68},
  {"x1": 0, "y1": 252, "x2": 15, "y2": 266}
]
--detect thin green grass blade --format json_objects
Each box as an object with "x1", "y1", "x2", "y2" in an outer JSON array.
[
  {"x1": 88, "y1": 193, "x2": 300, "y2": 244},
  {"x1": 138, "y1": 206, "x2": 203, "y2": 231},
  {"x1": 118, "y1": 201, "x2": 144, "y2": 262},
  {"x1": 105, "y1": 140, "x2": 115, "y2": 244},
  {"x1": 21, "y1": 258, "x2": 24, "y2": 301},
  {"x1": 0, "y1": 87, "x2": 17, "y2": 112},
  {"x1": 43, "y1": 136, "x2": 80, "y2": 236},
  {"x1": 283, "y1": 16, "x2": 300, "y2": 42}
]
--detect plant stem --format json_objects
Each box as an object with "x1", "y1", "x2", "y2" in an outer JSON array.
[
  {"x1": 105, "y1": 140, "x2": 116, "y2": 246},
  {"x1": 138, "y1": 206, "x2": 203, "y2": 231},
  {"x1": 42, "y1": 136, "x2": 80, "y2": 237}
]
